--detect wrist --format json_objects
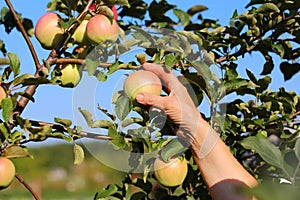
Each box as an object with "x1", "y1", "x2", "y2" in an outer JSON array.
[{"x1": 190, "y1": 119, "x2": 220, "y2": 159}]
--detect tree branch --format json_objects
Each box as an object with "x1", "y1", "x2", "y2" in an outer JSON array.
[
  {"x1": 15, "y1": 173, "x2": 41, "y2": 200},
  {"x1": 4, "y1": 0, "x2": 41, "y2": 69},
  {"x1": 13, "y1": 0, "x2": 94, "y2": 119}
]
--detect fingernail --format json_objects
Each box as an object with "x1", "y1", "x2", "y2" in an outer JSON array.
[{"x1": 135, "y1": 93, "x2": 144, "y2": 102}]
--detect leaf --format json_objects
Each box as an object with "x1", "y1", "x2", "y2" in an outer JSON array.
[
  {"x1": 224, "y1": 78, "x2": 249, "y2": 94},
  {"x1": 160, "y1": 138, "x2": 188, "y2": 162},
  {"x1": 257, "y1": 3, "x2": 280, "y2": 14},
  {"x1": 135, "y1": 53, "x2": 146, "y2": 65},
  {"x1": 295, "y1": 138, "x2": 300, "y2": 161},
  {"x1": 4, "y1": 146, "x2": 30, "y2": 158},
  {"x1": 7, "y1": 52, "x2": 20, "y2": 77},
  {"x1": 94, "y1": 184, "x2": 118, "y2": 199},
  {"x1": 242, "y1": 181, "x2": 300, "y2": 200},
  {"x1": 115, "y1": 95, "x2": 131, "y2": 121},
  {"x1": 54, "y1": 117, "x2": 72, "y2": 127},
  {"x1": 85, "y1": 58, "x2": 99, "y2": 76},
  {"x1": 108, "y1": 126, "x2": 126, "y2": 149},
  {"x1": 241, "y1": 136, "x2": 284, "y2": 169},
  {"x1": 91, "y1": 120, "x2": 114, "y2": 128},
  {"x1": 96, "y1": 71, "x2": 107, "y2": 82},
  {"x1": 279, "y1": 61, "x2": 300, "y2": 81},
  {"x1": 1, "y1": 98, "x2": 13, "y2": 122},
  {"x1": 164, "y1": 53, "x2": 177, "y2": 69},
  {"x1": 187, "y1": 5, "x2": 208, "y2": 16},
  {"x1": 173, "y1": 9, "x2": 190, "y2": 26},
  {"x1": 78, "y1": 108, "x2": 93, "y2": 127},
  {"x1": 12, "y1": 73, "x2": 34, "y2": 86},
  {"x1": 73, "y1": 143, "x2": 84, "y2": 165}
]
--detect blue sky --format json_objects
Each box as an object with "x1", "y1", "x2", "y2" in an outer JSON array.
[{"x1": 0, "y1": 0, "x2": 299, "y2": 145}]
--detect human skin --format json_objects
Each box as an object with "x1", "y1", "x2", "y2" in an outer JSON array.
[{"x1": 135, "y1": 63, "x2": 258, "y2": 200}]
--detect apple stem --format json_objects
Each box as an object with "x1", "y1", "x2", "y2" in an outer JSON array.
[{"x1": 15, "y1": 173, "x2": 41, "y2": 200}]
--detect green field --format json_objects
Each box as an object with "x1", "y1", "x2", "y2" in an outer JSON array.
[{"x1": 1, "y1": 141, "x2": 126, "y2": 199}]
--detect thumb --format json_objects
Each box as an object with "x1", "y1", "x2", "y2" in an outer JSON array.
[{"x1": 135, "y1": 93, "x2": 167, "y2": 110}]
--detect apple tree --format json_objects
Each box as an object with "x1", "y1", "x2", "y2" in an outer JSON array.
[{"x1": 0, "y1": 0, "x2": 299, "y2": 199}]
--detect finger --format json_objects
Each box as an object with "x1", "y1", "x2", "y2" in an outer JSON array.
[
  {"x1": 142, "y1": 63, "x2": 183, "y2": 91},
  {"x1": 135, "y1": 92, "x2": 168, "y2": 110}
]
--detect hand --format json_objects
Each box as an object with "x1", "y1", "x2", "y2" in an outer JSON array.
[{"x1": 135, "y1": 63, "x2": 205, "y2": 145}]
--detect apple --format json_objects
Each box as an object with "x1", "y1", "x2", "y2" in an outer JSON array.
[
  {"x1": 35, "y1": 12, "x2": 64, "y2": 50},
  {"x1": 86, "y1": 14, "x2": 119, "y2": 45},
  {"x1": 123, "y1": 70, "x2": 162, "y2": 100},
  {"x1": 57, "y1": 64, "x2": 82, "y2": 88},
  {"x1": 0, "y1": 157, "x2": 15, "y2": 190},
  {"x1": 153, "y1": 156, "x2": 188, "y2": 187},
  {"x1": 0, "y1": 85, "x2": 6, "y2": 104},
  {"x1": 71, "y1": 19, "x2": 90, "y2": 45}
]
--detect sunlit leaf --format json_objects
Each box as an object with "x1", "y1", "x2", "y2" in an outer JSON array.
[
  {"x1": 73, "y1": 143, "x2": 84, "y2": 165},
  {"x1": 7, "y1": 52, "x2": 20, "y2": 77}
]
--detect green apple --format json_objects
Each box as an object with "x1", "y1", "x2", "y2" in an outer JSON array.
[
  {"x1": 71, "y1": 19, "x2": 90, "y2": 45},
  {"x1": 123, "y1": 70, "x2": 162, "y2": 100},
  {"x1": 154, "y1": 156, "x2": 188, "y2": 187},
  {"x1": 0, "y1": 157, "x2": 15, "y2": 190},
  {"x1": 34, "y1": 12, "x2": 64, "y2": 50},
  {"x1": 58, "y1": 64, "x2": 82, "y2": 88}
]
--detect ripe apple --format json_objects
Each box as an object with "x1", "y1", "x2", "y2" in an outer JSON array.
[
  {"x1": 57, "y1": 64, "x2": 82, "y2": 88},
  {"x1": 123, "y1": 70, "x2": 162, "y2": 100},
  {"x1": 86, "y1": 14, "x2": 119, "y2": 45},
  {"x1": 153, "y1": 156, "x2": 188, "y2": 187},
  {"x1": 35, "y1": 12, "x2": 64, "y2": 50},
  {"x1": 71, "y1": 19, "x2": 90, "y2": 45},
  {"x1": 0, "y1": 85, "x2": 6, "y2": 104},
  {"x1": 0, "y1": 157, "x2": 15, "y2": 190}
]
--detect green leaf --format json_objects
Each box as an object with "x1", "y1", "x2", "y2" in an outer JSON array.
[
  {"x1": 257, "y1": 3, "x2": 280, "y2": 14},
  {"x1": 85, "y1": 58, "x2": 99, "y2": 76},
  {"x1": 4, "y1": 146, "x2": 30, "y2": 158},
  {"x1": 173, "y1": 9, "x2": 190, "y2": 26},
  {"x1": 160, "y1": 138, "x2": 188, "y2": 162},
  {"x1": 54, "y1": 117, "x2": 72, "y2": 127},
  {"x1": 12, "y1": 74, "x2": 35, "y2": 86},
  {"x1": 91, "y1": 120, "x2": 114, "y2": 128},
  {"x1": 94, "y1": 184, "x2": 118, "y2": 199},
  {"x1": 164, "y1": 54, "x2": 177, "y2": 69},
  {"x1": 78, "y1": 108, "x2": 93, "y2": 127},
  {"x1": 7, "y1": 52, "x2": 20, "y2": 77},
  {"x1": 96, "y1": 71, "x2": 107, "y2": 82},
  {"x1": 22, "y1": 77, "x2": 52, "y2": 86},
  {"x1": 73, "y1": 143, "x2": 84, "y2": 165},
  {"x1": 295, "y1": 138, "x2": 300, "y2": 161},
  {"x1": 1, "y1": 98, "x2": 13, "y2": 122},
  {"x1": 115, "y1": 95, "x2": 131, "y2": 121},
  {"x1": 224, "y1": 78, "x2": 249, "y2": 94},
  {"x1": 187, "y1": 5, "x2": 208, "y2": 16},
  {"x1": 241, "y1": 136, "x2": 284, "y2": 169},
  {"x1": 108, "y1": 126, "x2": 126, "y2": 149},
  {"x1": 279, "y1": 62, "x2": 300, "y2": 81},
  {"x1": 242, "y1": 181, "x2": 300, "y2": 200}
]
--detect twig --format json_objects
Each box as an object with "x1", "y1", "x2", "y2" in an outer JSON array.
[
  {"x1": 15, "y1": 173, "x2": 41, "y2": 200},
  {"x1": 4, "y1": 0, "x2": 41, "y2": 69}
]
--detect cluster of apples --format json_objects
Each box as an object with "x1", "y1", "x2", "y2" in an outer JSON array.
[
  {"x1": 34, "y1": 5, "x2": 119, "y2": 49},
  {"x1": 34, "y1": 5, "x2": 119, "y2": 88}
]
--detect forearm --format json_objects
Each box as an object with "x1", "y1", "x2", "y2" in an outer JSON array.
[{"x1": 190, "y1": 117, "x2": 258, "y2": 200}]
